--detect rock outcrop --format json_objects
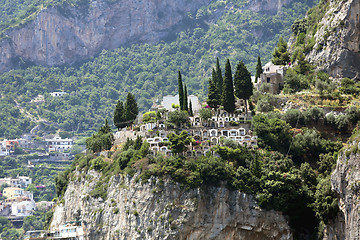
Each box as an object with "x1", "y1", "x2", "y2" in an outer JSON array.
[
  {"x1": 0, "y1": 0, "x2": 300, "y2": 73},
  {"x1": 305, "y1": 0, "x2": 360, "y2": 80},
  {"x1": 330, "y1": 141, "x2": 360, "y2": 240},
  {"x1": 50, "y1": 172, "x2": 292, "y2": 240},
  {"x1": 0, "y1": 0, "x2": 212, "y2": 72}
]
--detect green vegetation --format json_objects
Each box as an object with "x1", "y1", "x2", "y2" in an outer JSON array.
[
  {"x1": 221, "y1": 59, "x2": 235, "y2": 113},
  {"x1": 0, "y1": 0, "x2": 316, "y2": 139},
  {"x1": 254, "y1": 56, "x2": 263, "y2": 82},
  {"x1": 85, "y1": 119, "x2": 114, "y2": 153},
  {"x1": 272, "y1": 36, "x2": 290, "y2": 65}
]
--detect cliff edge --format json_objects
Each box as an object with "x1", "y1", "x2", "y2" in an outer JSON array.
[
  {"x1": 305, "y1": 0, "x2": 360, "y2": 80},
  {"x1": 50, "y1": 171, "x2": 292, "y2": 240}
]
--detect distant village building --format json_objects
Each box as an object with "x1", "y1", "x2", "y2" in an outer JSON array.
[
  {"x1": 0, "y1": 176, "x2": 32, "y2": 189},
  {"x1": 10, "y1": 197, "x2": 35, "y2": 217},
  {"x1": 45, "y1": 137, "x2": 73, "y2": 152},
  {"x1": 50, "y1": 91, "x2": 67, "y2": 97},
  {"x1": 257, "y1": 62, "x2": 287, "y2": 94},
  {"x1": 3, "y1": 187, "x2": 33, "y2": 200},
  {"x1": 160, "y1": 94, "x2": 201, "y2": 112},
  {"x1": 35, "y1": 201, "x2": 54, "y2": 211},
  {"x1": 0, "y1": 141, "x2": 9, "y2": 156},
  {"x1": 0, "y1": 139, "x2": 19, "y2": 155}
]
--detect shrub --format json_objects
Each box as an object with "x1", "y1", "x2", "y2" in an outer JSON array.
[{"x1": 283, "y1": 69, "x2": 309, "y2": 93}]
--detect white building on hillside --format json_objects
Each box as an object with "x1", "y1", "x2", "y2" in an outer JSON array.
[
  {"x1": 161, "y1": 94, "x2": 201, "y2": 112},
  {"x1": 45, "y1": 137, "x2": 73, "y2": 152},
  {"x1": 50, "y1": 92, "x2": 67, "y2": 97},
  {"x1": 11, "y1": 198, "x2": 35, "y2": 217},
  {"x1": 0, "y1": 176, "x2": 32, "y2": 189}
]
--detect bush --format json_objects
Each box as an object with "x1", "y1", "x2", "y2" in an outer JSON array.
[
  {"x1": 282, "y1": 109, "x2": 305, "y2": 127},
  {"x1": 256, "y1": 94, "x2": 277, "y2": 113},
  {"x1": 283, "y1": 69, "x2": 309, "y2": 93},
  {"x1": 304, "y1": 107, "x2": 324, "y2": 125}
]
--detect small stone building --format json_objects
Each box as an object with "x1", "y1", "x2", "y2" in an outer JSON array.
[{"x1": 258, "y1": 62, "x2": 287, "y2": 94}]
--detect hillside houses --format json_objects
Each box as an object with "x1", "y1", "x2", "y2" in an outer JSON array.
[
  {"x1": 256, "y1": 62, "x2": 288, "y2": 94},
  {"x1": 115, "y1": 106, "x2": 257, "y2": 157},
  {"x1": 0, "y1": 176, "x2": 32, "y2": 189},
  {"x1": 1, "y1": 186, "x2": 35, "y2": 218}
]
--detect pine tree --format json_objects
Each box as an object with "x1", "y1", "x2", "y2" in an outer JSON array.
[
  {"x1": 178, "y1": 71, "x2": 184, "y2": 111},
  {"x1": 234, "y1": 61, "x2": 253, "y2": 114},
  {"x1": 215, "y1": 58, "x2": 223, "y2": 97},
  {"x1": 255, "y1": 56, "x2": 263, "y2": 82},
  {"x1": 183, "y1": 84, "x2": 188, "y2": 112},
  {"x1": 189, "y1": 100, "x2": 193, "y2": 117},
  {"x1": 207, "y1": 78, "x2": 220, "y2": 109},
  {"x1": 125, "y1": 93, "x2": 138, "y2": 126},
  {"x1": 113, "y1": 100, "x2": 126, "y2": 130},
  {"x1": 222, "y1": 59, "x2": 235, "y2": 113},
  {"x1": 272, "y1": 37, "x2": 290, "y2": 65}
]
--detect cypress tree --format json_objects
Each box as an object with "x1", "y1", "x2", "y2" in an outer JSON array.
[
  {"x1": 215, "y1": 58, "x2": 223, "y2": 97},
  {"x1": 222, "y1": 59, "x2": 235, "y2": 113},
  {"x1": 234, "y1": 61, "x2": 253, "y2": 114},
  {"x1": 255, "y1": 56, "x2": 263, "y2": 82},
  {"x1": 189, "y1": 100, "x2": 193, "y2": 117},
  {"x1": 113, "y1": 100, "x2": 126, "y2": 130},
  {"x1": 178, "y1": 71, "x2": 184, "y2": 110},
  {"x1": 207, "y1": 78, "x2": 220, "y2": 109},
  {"x1": 183, "y1": 84, "x2": 188, "y2": 112},
  {"x1": 272, "y1": 37, "x2": 290, "y2": 65},
  {"x1": 125, "y1": 93, "x2": 138, "y2": 126}
]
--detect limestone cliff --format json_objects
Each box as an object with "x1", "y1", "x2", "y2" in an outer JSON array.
[
  {"x1": 305, "y1": 0, "x2": 360, "y2": 80},
  {"x1": 0, "y1": 0, "x2": 299, "y2": 72},
  {"x1": 0, "y1": 0, "x2": 212, "y2": 72},
  {"x1": 329, "y1": 140, "x2": 360, "y2": 240},
  {"x1": 50, "y1": 171, "x2": 292, "y2": 240}
]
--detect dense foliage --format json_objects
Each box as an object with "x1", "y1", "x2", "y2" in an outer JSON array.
[{"x1": 0, "y1": 0, "x2": 316, "y2": 138}]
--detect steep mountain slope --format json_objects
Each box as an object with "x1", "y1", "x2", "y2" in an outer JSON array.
[
  {"x1": 293, "y1": 0, "x2": 359, "y2": 80},
  {"x1": 51, "y1": 172, "x2": 292, "y2": 240},
  {"x1": 326, "y1": 129, "x2": 360, "y2": 240},
  {"x1": 0, "y1": 0, "x2": 212, "y2": 72},
  {"x1": 0, "y1": 0, "x2": 316, "y2": 138}
]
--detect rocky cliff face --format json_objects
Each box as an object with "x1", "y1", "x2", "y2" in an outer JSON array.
[
  {"x1": 0, "y1": 0, "x2": 300, "y2": 73},
  {"x1": 329, "y1": 141, "x2": 360, "y2": 240},
  {"x1": 305, "y1": 0, "x2": 360, "y2": 80},
  {"x1": 0, "y1": 0, "x2": 212, "y2": 72},
  {"x1": 50, "y1": 171, "x2": 292, "y2": 240}
]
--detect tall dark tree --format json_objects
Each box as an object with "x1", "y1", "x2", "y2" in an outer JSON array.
[
  {"x1": 234, "y1": 61, "x2": 253, "y2": 114},
  {"x1": 113, "y1": 100, "x2": 126, "y2": 130},
  {"x1": 86, "y1": 118, "x2": 114, "y2": 153},
  {"x1": 207, "y1": 78, "x2": 220, "y2": 109},
  {"x1": 272, "y1": 36, "x2": 290, "y2": 65},
  {"x1": 178, "y1": 71, "x2": 184, "y2": 111},
  {"x1": 183, "y1": 84, "x2": 188, "y2": 112},
  {"x1": 189, "y1": 100, "x2": 194, "y2": 117},
  {"x1": 125, "y1": 93, "x2": 138, "y2": 125},
  {"x1": 215, "y1": 58, "x2": 223, "y2": 97},
  {"x1": 255, "y1": 56, "x2": 263, "y2": 82},
  {"x1": 222, "y1": 59, "x2": 235, "y2": 113}
]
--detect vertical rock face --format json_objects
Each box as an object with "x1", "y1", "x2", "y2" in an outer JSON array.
[
  {"x1": 0, "y1": 0, "x2": 301, "y2": 73},
  {"x1": 330, "y1": 145, "x2": 360, "y2": 239},
  {"x1": 305, "y1": 0, "x2": 360, "y2": 80},
  {"x1": 50, "y1": 172, "x2": 292, "y2": 240},
  {"x1": 0, "y1": 0, "x2": 212, "y2": 72}
]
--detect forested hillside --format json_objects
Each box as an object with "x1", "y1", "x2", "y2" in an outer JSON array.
[{"x1": 0, "y1": 0, "x2": 316, "y2": 138}]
